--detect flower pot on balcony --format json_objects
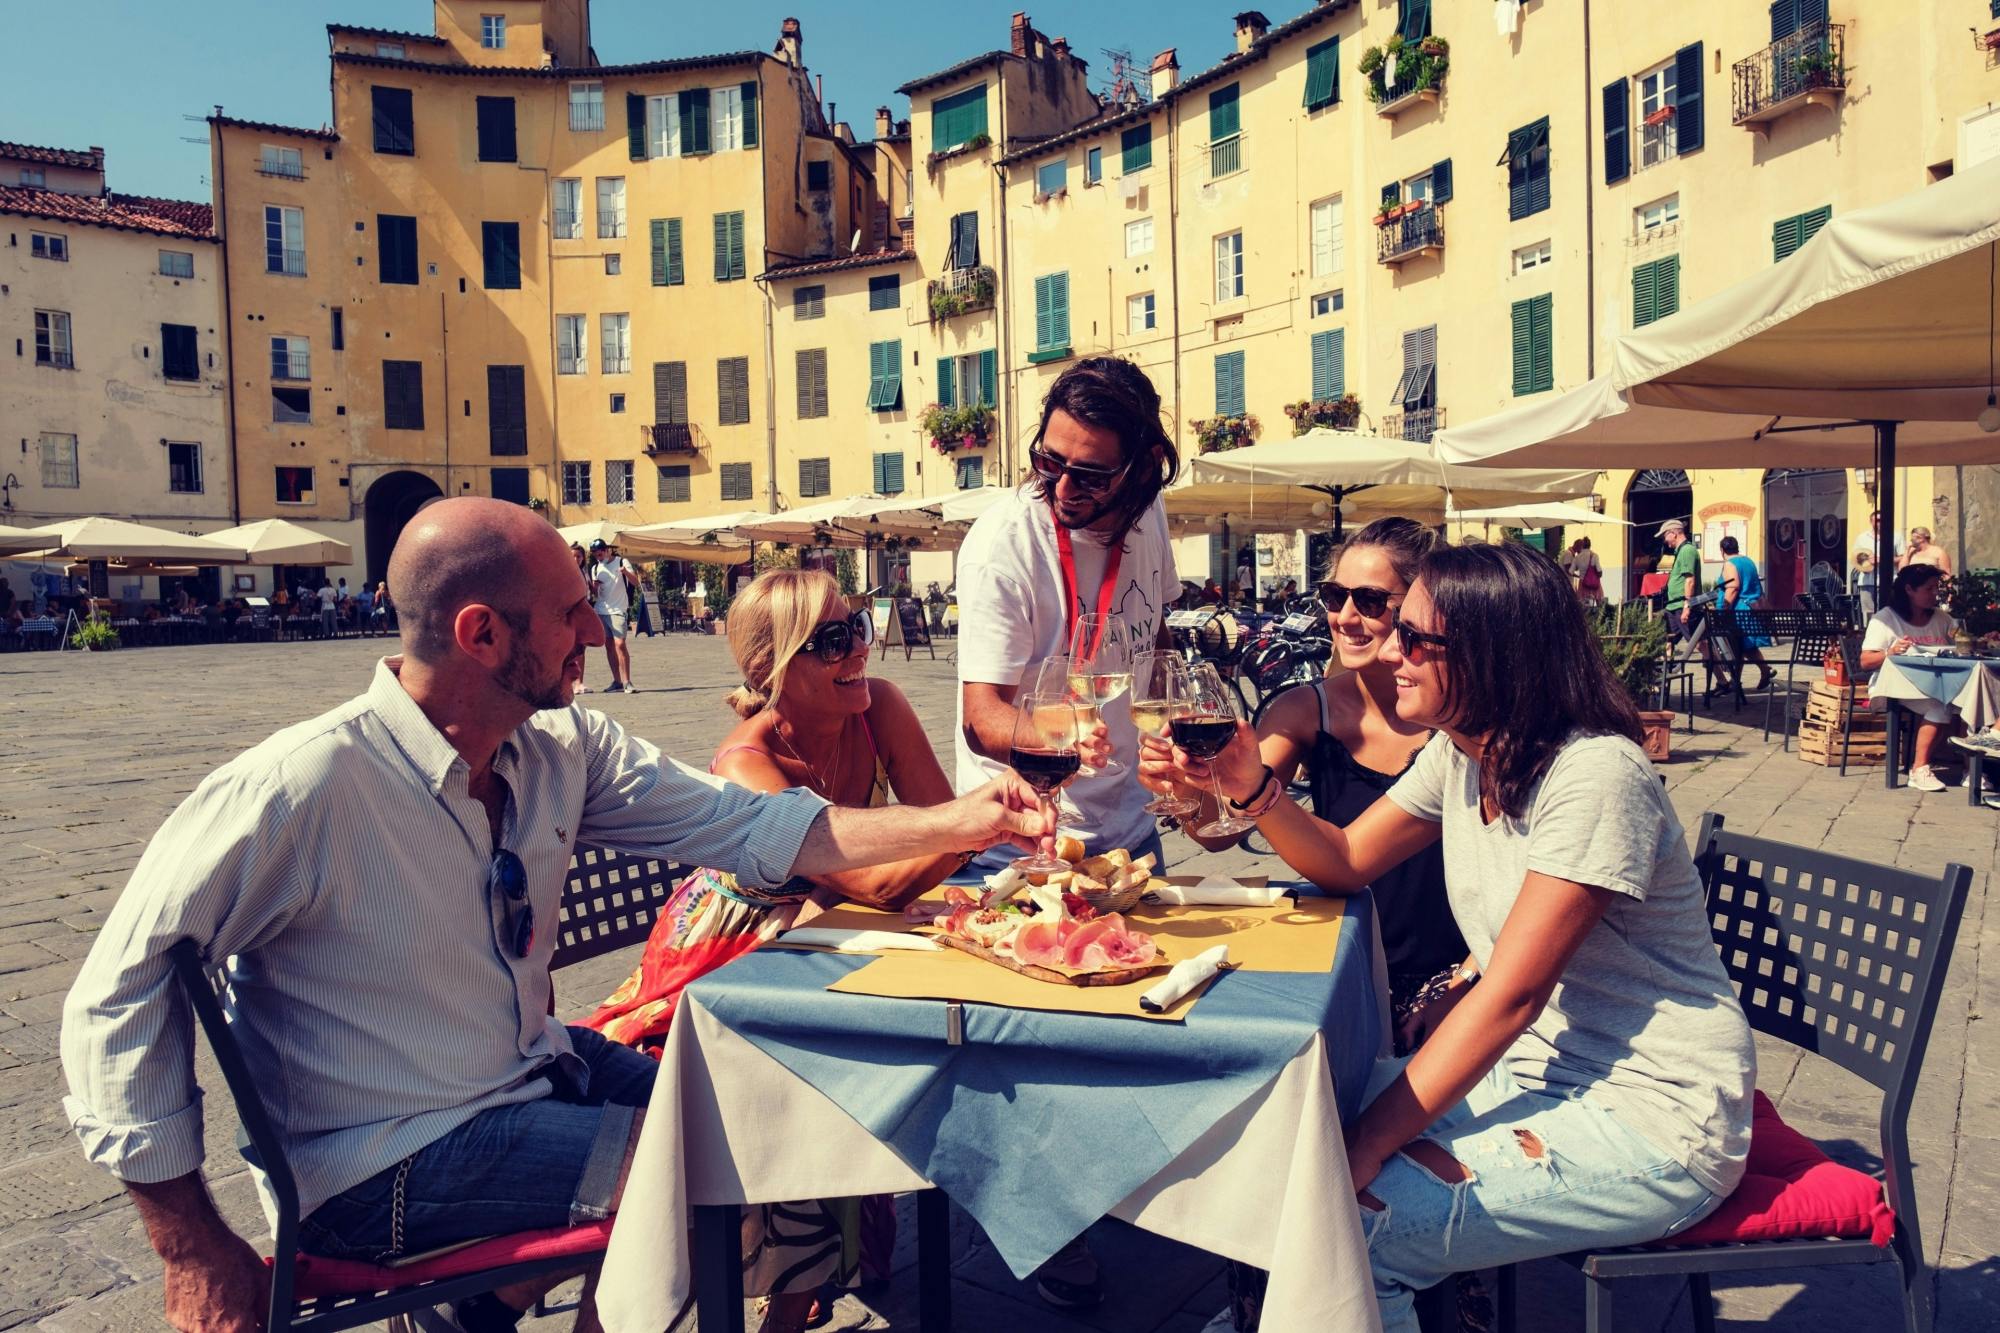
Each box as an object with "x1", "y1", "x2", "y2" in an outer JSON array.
[{"x1": 1372, "y1": 211, "x2": 1390, "y2": 226}]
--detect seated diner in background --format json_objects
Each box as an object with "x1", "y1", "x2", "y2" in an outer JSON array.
[
  {"x1": 1861, "y1": 563, "x2": 1978, "y2": 793},
  {"x1": 1903, "y1": 525, "x2": 1952, "y2": 575},
  {"x1": 1161, "y1": 539, "x2": 1754, "y2": 1333},
  {"x1": 57, "y1": 499, "x2": 1053, "y2": 1333}
]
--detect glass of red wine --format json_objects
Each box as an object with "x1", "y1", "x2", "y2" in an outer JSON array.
[
  {"x1": 1008, "y1": 688, "x2": 1082, "y2": 875},
  {"x1": 1174, "y1": 662, "x2": 1256, "y2": 839}
]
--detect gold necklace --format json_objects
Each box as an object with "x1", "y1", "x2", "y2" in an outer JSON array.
[{"x1": 771, "y1": 714, "x2": 846, "y2": 797}]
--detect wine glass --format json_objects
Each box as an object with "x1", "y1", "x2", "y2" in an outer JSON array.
[
  {"x1": 1174, "y1": 661, "x2": 1256, "y2": 839},
  {"x1": 1008, "y1": 687, "x2": 1081, "y2": 875},
  {"x1": 1068, "y1": 612, "x2": 1132, "y2": 777},
  {"x1": 1029, "y1": 655, "x2": 1104, "y2": 777},
  {"x1": 1132, "y1": 651, "x2": 1200, "y2": 818}
]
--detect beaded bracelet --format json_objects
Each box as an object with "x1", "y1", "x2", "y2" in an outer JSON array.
[{"x1": 1227, "y1": 765, "x2": 1281, "y2": 817}]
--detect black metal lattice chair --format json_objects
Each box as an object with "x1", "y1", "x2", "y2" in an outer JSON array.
[
  {"x1": 1772, "y1": 618, "x2": 1847, "y2": 745},
  {"x1": 1540, "y1": 812, "x2": 1971, "y2": 1333},
  {"x1": 548, "y1": 842, "x2": 688, "y2": 974}
]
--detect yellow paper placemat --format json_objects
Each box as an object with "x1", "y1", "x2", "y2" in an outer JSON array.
[{"x1": 829, "y1": 948, "x2": 1201, "y2": 1021}]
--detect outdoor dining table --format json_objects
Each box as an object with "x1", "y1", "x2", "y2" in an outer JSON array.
[
  {"x1": 595, "y1": 882, "x2": 1391, "y2": 1333},
  {"x1": 1872, "y1": 653, "x2": 2000, "y2": 788}
]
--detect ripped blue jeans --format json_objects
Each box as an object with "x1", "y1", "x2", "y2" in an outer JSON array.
[{"x1": 1357, "y1": 1057, "x2": 1722, "y2": 1333}]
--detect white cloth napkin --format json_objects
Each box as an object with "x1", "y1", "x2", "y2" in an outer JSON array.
[
  {"x1": 1140, "y1": 944, "x2": 1230, "y2": 1013},
  {"x1": 1150, "y1": 876, "x2": 1286, "y2": 907},
  {"x1": 776, "y1": 928, "x2": 942, "y2": 953}
]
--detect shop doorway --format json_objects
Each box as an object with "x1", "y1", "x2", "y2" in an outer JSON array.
[
  {"x1": 1761, "y1": 469, "x2": 1847, "y2": 609},
  {"x1": 1624, "y1": 469, "x2": 1692, "y2": 602}
]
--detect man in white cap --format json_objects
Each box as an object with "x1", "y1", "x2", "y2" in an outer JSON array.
[{"x1": 1658, "y1": 519, "x2": 1700, "y2": 642}]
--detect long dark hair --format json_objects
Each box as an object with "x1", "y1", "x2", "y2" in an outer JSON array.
[
  {"x1": 1339, "y1": 516, "x2": 1437, "y2": 589},
  {"x1": 1418, "y1": 541, "x2": 1641, "y2": 820},
  {"x1": 1886, "y1": 564, "x2": 1942, "y2": 620},
  {"x1": 1030, "y1": 356, "x2": 1180, "y2": 542}
]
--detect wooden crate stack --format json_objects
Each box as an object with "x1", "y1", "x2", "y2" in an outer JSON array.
[{"x1": 1797, "y1": 682, "x2": 1886, "y2": 767}]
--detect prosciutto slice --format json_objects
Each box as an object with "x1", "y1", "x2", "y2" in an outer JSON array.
[{"x1": 1060, "y1": 914, "x2": 1158, "y2": 971}]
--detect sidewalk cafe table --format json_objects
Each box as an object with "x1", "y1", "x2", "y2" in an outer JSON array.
[
  {"x1": 1872, "y1": 653, "x2": 2000, "y2": 789},
  {"x1": 595, "y1": 884, "x2": 1390, "y2": 1333}
]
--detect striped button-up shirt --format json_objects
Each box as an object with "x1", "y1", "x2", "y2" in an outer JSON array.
[{"x1": 61, "y1": 660, "x2": 827, "y2": 1221}]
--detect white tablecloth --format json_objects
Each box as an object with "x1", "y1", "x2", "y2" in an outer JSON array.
[
  {"x1": 596, "y1": 994, "x2": 1387, "y2": 1333},
  {"x1": 1872, "y1": 656, "x2": 2000, "y2": 729}
]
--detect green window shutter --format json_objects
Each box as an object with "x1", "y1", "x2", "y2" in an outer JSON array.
[
  {"x1": 1797, "y1": 204, "x2": 1832, "y2": 249},
  {"x1": 1303, "y1": 38, "x2": 1338, "y2": 110},
  {"x1": 1511, "y1": 299, "x2": 1533, "y2": 395},
  {"x1": 882, "y1": 339, "x2": 902, "y2": 409},
  {"x1": 932, "y1": 85, "x2": 988, "y2": 153},
  {"x1": 1209, "y1": 84, "x2": 1240, "y2": 141},
  {"x1": 1603, "y1": 79, "x2": 1630, "y2": 185},
  {"x1": 957, "y1": 455, "x2": 983, "y2": 489},
  {"x1": 872, "y1": 453, "x2": 887, "y2": 493},
  {"x1": 740, "y1": 81, "x2": 759, "y2": 148},
  {"x1": 627, "y1": 93, "x2": 647, "y2": 160},
  {"x1": 666, "y1": 218, "x2": 684, "y2": 285},
  {"x1": 880, "y1": 453, "x2": 905, "y2": 495},
  {"x1": 1430, "y1": 159, "x2": 1453, "y2": 205},
  {"x1": 1530, "y1": 294, "x2": 1553, "y2": 394},
  {"x1": 1034, "y1": 275, "x2": 1053, "y2": 348},
  {"x1": 1673, "y1": 43, "x2": 1704, "y2": 156},
  {"x1": 1633, "y1": 260, "x2": 1658, "y2": 328},
  {"x1": 867, "y1": 341, "x2": 884, "y2": 408},
  {"x1": 1121, "y1": 124, "x2": 1152, "y2": 173},
  {"x1": 1400, "y1": 0, "x2": 1433, "y2": 41},
  {"x1": 980, "y1": 349, "x2": 997, "y2": 407},
  {"x1": 713, "y1": 213, "x2": 729, "y2": 282},
  {"x1": 1656, "y1": 253, "x2": 1680, "y2": 320},
  {"x1": 728, "y1": 212, "x2": 745, "y2": 280},
  {"x1": 936, "y1": 357, "x2": 956, "y2": 408},
  {"x1": 1048, "y1": 272, "x2": 1070, "y2": 348},
  {"x1": 1769, "y1": 0, "x2": 1800, "y2": 41},
  {"x1": 680, "y1": 89, "x2": 711, "y2": 154},
  {"x1": 650, "y1": 219, "x2": 668, "y2": 285},
  {"x1": 1310, "y1": 330, "x2": 1337, "y2": 401},
  {"x1": 1216, "y1": 350, "x2": 1245, "y2": 417},
  {"x1": 1772, "y1": 214, "x2": 1802, "y2": 263}
]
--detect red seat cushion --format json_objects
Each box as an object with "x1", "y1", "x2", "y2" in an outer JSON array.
[
  {"x1": 277, "y1": 1219, "x2": 614, "y2": 1300},
  {"x1": 1660, "y1": 1091, "x2": 1894, "y2": 1248}
]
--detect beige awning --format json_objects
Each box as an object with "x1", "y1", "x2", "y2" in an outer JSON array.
[
  {"x1": 204, "y1": 519, "x2": 354, "y2": 566},
  {"x1": 561, "y1": 515, "x2": 754, "y2": 563},
  {"x1": 8, "y1": 517, "x2": 249, "y2": 563}
]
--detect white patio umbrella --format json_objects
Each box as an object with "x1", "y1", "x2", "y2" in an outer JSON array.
[
  {"x1": 0, "y1": 526, "x2": 52, "y2": 556},
  {"x1": 9, "y1": 517, "x2": 249, "y2": 563},
  {"x1": 1447, "y1": 500, "x2": 1616, "y2": 529},
  {"x1": 561, "y1": 515, "x2": 753, "y2": 564},
  {"x1": 1434, "y1": 158, "x2": 2000, "y2": 574},
  {"x1": 729, "y1": 495, "x2": 950, "y2": 548},
  {"x1": 203, "y1": 518, "x2": 353, "y2": 566}
]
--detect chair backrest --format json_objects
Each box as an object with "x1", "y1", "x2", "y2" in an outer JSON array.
[
  {"x1": 549, "y1": 843, "x2": 689, "y2": 973},
  {"x1": 1787, "y1": 623, "x2": 1843, "y2": 671},
  {"x1": 1693, "y1": 813, "x2": 1969, "y2": 1230}
]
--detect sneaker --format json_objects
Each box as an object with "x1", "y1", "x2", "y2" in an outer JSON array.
[
  {"x1": 1909, "y1": 765, "x2": 1947, "y2": 793},
  {"x1": 603, "y1": 682, "x2": 625, "y2": 694},
  {"x1": 1032, "y1": 1234, "x2": 1102, "y2": 1311},
  {"x1": 1983, "y1": 792, "x2": 2000, "y2": 810}
]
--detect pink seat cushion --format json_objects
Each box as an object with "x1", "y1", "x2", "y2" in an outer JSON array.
[
  {"x1": 1662, "y1": 1091, "x2": 1894, "y2": 1248},
  {"x1": 278, "y1": 1219, "x2": 614, "y2": 1300}
]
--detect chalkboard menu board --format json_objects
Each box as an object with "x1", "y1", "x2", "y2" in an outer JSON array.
[
  {"x1": 896, "y1": 598, "x2": 930, "y2": 648},
  {"x1": 87, "y1": 559, "x2": 110, "y2": 598}
]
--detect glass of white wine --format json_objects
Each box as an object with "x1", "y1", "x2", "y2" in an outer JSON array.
[
  {"x1": 1068, "y1": 612, "x2": 1132, "y2": 777},
  {"x1": 1132, "y1": 650, "x2": 1199, "y2": 818},
  {"x1": 1031, "y1": 655, "x2": 1104, "y2": 777}
]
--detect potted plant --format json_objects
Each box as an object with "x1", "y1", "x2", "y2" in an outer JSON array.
[
  {"x1": 1372, "y1": 208, "x2": 1390, "y2": 226},
  {"x1": 1191, "y1": 413, "x2": 1260, "y2": 454},
  {"x1": 919, "y1": 403, "x2": 992, "y2": 453},
  {"x1": 70, "y1": 615, "x2": 121, "y2": 652},
  {"x1": 1789, "y1": 48, "x2": 1840, "y2": 88},
  {"x1": 527, "y1": 497, "x2": 549, "y2": 513},
  {"x1": 1592, "y1": 603, "x2": 1675, "y2": 761},
  {"x1": 1283, "y1": 395, "x2": 1363, "y2": 435},
  {"x1": 1942, "y1": 571, "x2": 2000, "y2": 638}
]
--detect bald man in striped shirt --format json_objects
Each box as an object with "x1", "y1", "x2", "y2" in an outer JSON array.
[{"x1": 62, "y1": 497, "x2": 1054, "y2": 1333}]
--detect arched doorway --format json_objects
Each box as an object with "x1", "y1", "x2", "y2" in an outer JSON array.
[
  {"x1": 364, "y1": 470, "x2": 443, "y2": 586},
  {"x1": 1625, "y1": 469, "x2": 1692, "y2": 602},
  {"x1": 1761, "y1": 469, "x2": 1847, "y2": 609}
]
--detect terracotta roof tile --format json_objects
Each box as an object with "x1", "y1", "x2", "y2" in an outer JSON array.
[
  {"x1": 0, "y1": 186, "x2": 214, "y2": 241},
  {"x1": 896, "y1": 51, "x2": 1012, "y2": 96},
  {"x1": 759, "y1": 248, "x2": 916, "y2": 281},
  {"x1": 0, "y1": 141, "x2": 104, "y2": 171},
  {"x1": 209, "y1": 115, "x2": 340, "y2": 143},
  {"x1": 326, "y1": 23, "x2": 448, "y2": 45},
  {"x1": 332, "y1": 50, "x2": 765, "y2": 80}
]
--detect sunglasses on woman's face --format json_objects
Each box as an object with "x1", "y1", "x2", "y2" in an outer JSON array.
[
  {"x1": 1391, "y1": 616, "x2": 1451, "y2": 662},
  {"x1": 1029, "y1": 446, "x2": 1129, "y2": 496},
  {"x1": 801, "y1": 610, "x2": 876, "y2": 664},
  {"x1": 1318, "y1": 581, "x2": 1400, "y2": 619}
]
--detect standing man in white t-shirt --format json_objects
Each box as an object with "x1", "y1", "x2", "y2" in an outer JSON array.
[{"x1": 588, "y1": 539, "x2": 639, "y2": 692}]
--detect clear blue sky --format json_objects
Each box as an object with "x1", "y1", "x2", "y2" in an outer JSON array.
[{"x1": 0, "y1": 0, "x2": 1241, "y2": 202}]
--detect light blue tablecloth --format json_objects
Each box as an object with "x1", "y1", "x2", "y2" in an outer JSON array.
[
  {"x1": 684, "y1": 888, "x2": 1382, "y2": 1277},
  {"x1": 1879, "y1": 654, "x2": 1986, "y2": 707}
]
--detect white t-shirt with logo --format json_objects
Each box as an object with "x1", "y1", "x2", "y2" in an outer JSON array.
[
  {"x1": 953, "y1": 486, "x2": 1178, "y2": 854},
  {"x1": 591, "y1": 558, "x2": 634, "y2": 615}
]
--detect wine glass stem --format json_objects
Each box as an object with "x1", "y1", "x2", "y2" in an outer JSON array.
[{"x1": 1207, "y1": 769, "x2": 1232, "y2": 820}]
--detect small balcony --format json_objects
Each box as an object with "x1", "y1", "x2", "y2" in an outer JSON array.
[
  {"x1": 1207, "y1": 132, "x2": 1244, "y2": 181},
  {"x1": 642, "y1": 423, "x2": 702, "y2": 456},
  {"x1": 1365, "y1": 37, "x2": 1449, "y2": 120},
  {"x1": 1382, "y1": 405, "x2": 1444, "y2": 444},
  {"x1": 1733, "y1": 22, "x2": 1846, "y2": 134},
  {"x1": 927, "y1": 265, "x2": 995, "y2": 322},
  {"x1": 1376, "y1": 204, "x2": 1445, "y2": 268}
]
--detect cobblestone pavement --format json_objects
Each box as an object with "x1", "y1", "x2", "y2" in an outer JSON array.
[{"x1": 2, "y1": 632, "x2": 1996, "y2": 1332}]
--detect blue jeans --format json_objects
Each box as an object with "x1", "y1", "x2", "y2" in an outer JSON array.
[
  {"x1": 299, "y1": 1026, "x2": 658, "y2": 1261},
  {"x1": 1358, "y1": 1057, "x2": 1723, "y2": 1333}
]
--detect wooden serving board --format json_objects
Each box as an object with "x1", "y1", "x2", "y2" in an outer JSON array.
[{"x1": 929, "y1": 932, "x2": 1167, "y2": 987}]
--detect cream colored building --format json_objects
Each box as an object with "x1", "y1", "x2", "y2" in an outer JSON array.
[{"x1": 0, "y1": 141, "x2": 231, "y2": 589}]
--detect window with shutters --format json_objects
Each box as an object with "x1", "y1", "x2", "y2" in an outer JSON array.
[
  {"x1": 378, "y1": 214, "x2": 418, "y2": 285},
  {"x1": 1513, "y1": 240, "x2": 1552, "y2": 273},
  {"x1": 491, "y1": 468, "x2": 530, "y2": 505},
  {"x1": 167, "y1": 443, "x2": 203, "y2": 494},
  {"x1": 1208, "y1": 84, "x2": 1243, "y2": 179},
  {"x1": 868, "y1": 274, "x2": 900, "y2": 311},
  {"x1": 931, "y1": 85, "x2": 989, "y2": 154},
  {"x1": 947, "y1": 213, "x2": 980, "y2": 270},
  {"x1": 713, "y1": 211, "x2": 746, "y2": 281},
  {"x1": 1772, "y1": 205, "x2": 1831, "y2": 262},
  {"x1": 40, "y1": 433, "x2": 79, "y2": 488},
  {"x1": 938, "y1": 351, "x2": 997, "y2": 409},
  {"x1": 646, "y1": 95, "x2": 682, "y2": 158},
  {"x1": 1505, "y1": 118, "x2": 1551, "y2": 220},
  {"x1": 482, "y1": 221, "x2": 521, "y2": 289},
  {"x1": 383, "y1": 360, "x2": 425, "y2": 430},
  {"x1": 601, "y1": 314, "x2": 631, "y2": 375},
  {"x1": 713, "y1": 86, "x2": 744, "y2": 152},
  {"x1": 372, "y1": 86, "x2": 414, "y2": 155},
  {"x1": 477, "y1": 97, "x2": 517, "y2": 163},
  {"x1": 1125, "y1": 217, "x2": 1154, "y2": 258},
  {"x1": 160, "y1": 250, "x2": 195, "y2": 278},
  {"x1": 1510, "y1": 295, "x2": 1554, "y2": 396},
  {"x1": 1032, "y1": 273, "x2": 1070, "y2": 355},
  {"x1": 606, "y1": 461, "x2": 635, "y2": 505},
  {"x1": 275, "y1": 465, "x2": 314, "y2": 504},
  {"x1": 794, "y1": 285, "x2": 825, "y2": 319},
  {"x1": 1631, "y1": 255, "x2": 1681, "y2": 327},
  {"x1": 957, "y1": 455, "x2": 985, "y2": 490},
  {"x1": 872, "y1": 452, "x2": 906, "y2": 496},
  {"x1": 1035, "y1": 158, "x2": 1067, "y2": 198},
  {"x1": 1086, "y1": 148, "x2": 1102, "y2": 185},
  {"x1": 1309, "y1": 329, "x2": 1345, "y2": 402},
  {"x1": 796, "y1": 348, "x2": 829, "y2": 419},
  {"x1": 867, "y1": 340, "x2": 903, "y2": 411},
  {"x1": 678, "y1": 89, "x2": 714, "y2": 155},
  {"x1": 1214, "y1": 350, "x2": 1246, "y2": 417},
  {"x1": 1393, "y1": 327, "x2": 1438, "y2": 410},
  {"x1": 653, "y1": 362, "x2": 688, "y2": 424},
  {"x1": 570, "y1": 82, "x2": 605, "y2": 132},
  {"x1": 557, "y1": 315, "x2": 587, "y2": 375},
  {"x1": 34, "y1": 310, "x2": 73, "y2": 369},
  {"x1": 596, "y1": 178, "x2": 626, "y2": 238},
  {"x1": 562, "y1": 461, "x2": 592, "y2": 505},
  {"x1": 658, "y1": 464, "x2": 691, "y2": 503},
  {"x1": 1636, "y1": 60, "x2": 1679, "y2": 168},
  {"x1": 162, "y1": 324, "x2": 200, "y2": 382},
  {"x1": 1303, "y1": 37, "x2": 1340, "y2": 110},
  {"x1": 799, "y1": 457, "x2": 832, "y2": 498},
  {"x1": 270, "y1": 335, "x2": 311, "y2": 382},
  {"x1": 1121, "y1": 124, "x2": 1152, "y2": 175},
  {"x1": 720, "y1": 462, "x2": 753, "y2": 502},
  {"x1": 1214, "y1": 232, "x2": 1245, "y2": 303},
  {"x1": 1128, "y1": 293, "x2": 1156, "y2": 334},
  {"x1": 1310, "y1": 197, "x2": 1343, "y2": 277},
  {"x1": 717, "y1": 356, "x2": 752, "y2": 426},
  {"x1": 553, "y1": 179, "x2": 582, "y2": 239},
  {"x1": 265, "y1": 205, "x2": 305, "y2": 275},
  {"x1": 487, "y1": 365, "x2": 527, "y2": 455},
  {"x1": 650, "y1": 218, "x2": 684, "y2": 286}
]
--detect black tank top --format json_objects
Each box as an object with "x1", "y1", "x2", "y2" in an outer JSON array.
[{"x1": 1298, "y1": 683, "x2": 1465, "y2": 984}]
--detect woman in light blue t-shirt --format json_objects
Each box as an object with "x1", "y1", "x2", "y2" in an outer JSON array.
[{"x1": 1168, "y1": 540, "x2": 1754, "y2": 1333}]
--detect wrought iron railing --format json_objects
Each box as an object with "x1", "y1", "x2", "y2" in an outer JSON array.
[
  {"x1": 1377, "y1": 206, "x2": 1445, "y2": 264},
  {"x1": 642, "y1": 423, "x2": 700, "y2": 455},
  {"x1": 1208, "y1": 133, "x2": 1243, "y2": 180},
  {"x1": 1382, "y1": 405, "x2": 1444, "y2": 443},
  {"x1": 268, "y1": 247, "x2": 306, "y2": 276},
  {"x1": 927, "y1": 265, "x2": 996, "y2": 321},
  {"x1": 1733, "y1": 22, "x2": 1846, "y2": 124}
]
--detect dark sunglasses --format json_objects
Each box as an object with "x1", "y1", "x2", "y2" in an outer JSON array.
[
  {"x1": 489, "y1": 848, "x2": 534, "y2": 959},
  {"x1": 1318, "y1": 581, "x2": 1400, "y2": 619},
  {"x1": 1029, "y1": 446, "x2": 1130, "y2": 496},
  {"x1": 801, "y1": 610, "x2": 876, "y2": 664},
  {"x1": 1392, "y1": 617, "x2": 1451, "y2": 661}
]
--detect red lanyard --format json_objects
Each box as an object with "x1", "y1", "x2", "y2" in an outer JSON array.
[{"x1": 1055, "y1": 522, "x2": 1123, "y2": 658}]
